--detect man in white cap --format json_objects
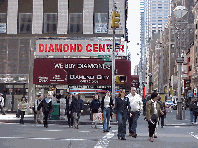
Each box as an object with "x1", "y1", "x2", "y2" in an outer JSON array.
[{"x1": 0, "y1": 93, "x2": 6, "y2": 115}]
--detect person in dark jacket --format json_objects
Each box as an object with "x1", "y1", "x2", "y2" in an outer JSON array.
[
  {"x1": 101, "y1": 91, "x2": 113, "y2": 132},
  {"x1": 90, "y1": 93, "x2": 101, "y2": 129},
  {"x1": 189, "y1": 99, "x2": 195, "y2": 123},
  {"x1": 157, "y1": 96, "x2": 166, "y2": 128},
  {"x1": 70, "y1": 93, "x2": 84, "y2": 129},
  {"x1": 193, "y1": 100, "x2": 198, "y2": 123},
  {"x1": 66, "y1": 93, "x2": 74, "y2": 127},
  {"x1": 37, "y1": 94, "x2": 53, "y2": 128},
  {"x1": 115, "y1": 89, "x2": 131, "y2": 140}
]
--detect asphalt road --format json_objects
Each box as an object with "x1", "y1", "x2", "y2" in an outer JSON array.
[{"x1": 0, "y1": 119, "x2": 198, "y2": 148}]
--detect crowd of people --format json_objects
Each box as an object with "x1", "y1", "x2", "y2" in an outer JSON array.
[{"x1": 12, "y1": 87, "x2": 198, "y2": 142}]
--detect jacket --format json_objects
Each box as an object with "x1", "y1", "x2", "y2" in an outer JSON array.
[
  {"x1": 70, "y1": 98, "x2": 84, "y2": 113},
  {"x1": 146, "y1": 100, "x2": 161, "y2": 122},
  {"x1": 66, "y1": 96, "x2": 74, "y2": 112},
  {"x1": 90, "y1": 99, "x2": 100, "y2": 111},
  {"x1": 37, "y1": 98, "x2": 53, "y2": 112},
  {"x1": 115, "y1": 96, "x2": 131, "y2": 114},
  {"x1": 101, "y1": 96, "x2": 114, "y2": 112},
  {"x1": 35, "y1": 99, "x2": 42, "y2": 110},
  {"x1": 18, "y1": 101, "x2": 28, "y2": 111}
]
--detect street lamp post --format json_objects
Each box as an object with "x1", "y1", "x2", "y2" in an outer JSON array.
[
  {"x1": 173, "y1": 6, "x2": 188, "y2": 120},
  {"x1": 148, "y1": 73, "x2": 152, "y2": 94}
]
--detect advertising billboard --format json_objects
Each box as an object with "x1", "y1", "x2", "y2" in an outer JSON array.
[
  {"x1": 33, "y1": 58, "x2": 131, "y2": 86},
  {"x1": 35, "y1": 39, "x2": 127, "y2": 56}
]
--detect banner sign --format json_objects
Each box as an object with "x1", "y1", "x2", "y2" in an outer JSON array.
[
  {"x1": 33, "y1": 58, "x2": 131, "y2": 85},
  {"x1": 35, "y1": 39, "x2": 127, "y2": 56}
]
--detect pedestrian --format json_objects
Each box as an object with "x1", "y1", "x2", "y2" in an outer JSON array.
[
  {"x1": 90, "y1": 93, "x2": 101, "y2": 129},
  {"x1": 146, "y1": 92, "x2": 162, "y2": 142},
  {"x1": 157, "y1": 96, "x2": 166, "y2": 128},
  {"x1": 37, "y1": 94, "x2": 53, "y2": 128},
  {"x1": 193, "y1": 99, "x2": 198, "y2": 123},
  {"x1": 70, "y1": 93, "x2": 84, "y2": 129},
  {"x1": 115, "y1": 89, "x2": 131, "y2": 140},
  {"x1": 101, "y1": 91, "x2": 113, "y2": 132},
  {"x1": 18, "y1": 97, "x2": 28, "y2": 124},
  {"x1": 0, "y1": 93, "x2": 6, "y2": 115},
  {"x1": 35, "y1": 95, "x2": 43, "y2": 124},
  {"x1": 66, "y1": 93, "x2": 74, "y2": 128},
  {"x1": 189, "y1": 99, "x2": 195, "y2": 123},
  {"x1": 127, "y1": 87, "x2": 143, "y2": 138}
]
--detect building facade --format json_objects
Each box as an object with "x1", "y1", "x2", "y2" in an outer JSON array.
[{"x1": 0, "y1": 0, "x2": 129, "y2": 112}]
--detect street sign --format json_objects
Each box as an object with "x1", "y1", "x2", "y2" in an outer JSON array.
[{"x1": 98, "y1": 55, "x2": 111, "y2": 61}]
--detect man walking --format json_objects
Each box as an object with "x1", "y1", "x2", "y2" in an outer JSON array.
[
  {"x1": 127, "y1": 87, "x2": 143, "y2": 138},
  {"x1": 37, "y1": 94, "x2": 53, "y2": 128},
  {"x1": 35, "y1": 95, "x2": 43, "y2": 124},
  {"x1": 0, "y1": 93, "x2": 6, "y2": 115},
  {"x1": 70, "y1": 93, "x2": 84, "y2": 129}
]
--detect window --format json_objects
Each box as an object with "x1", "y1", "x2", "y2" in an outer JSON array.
[
  {"x1": 164, "y1": 7, "x2": 169, "y2": 9},
  {"x1": 152, "y1": 4, "x2": 156, "y2": 6},
  {"x1": 158, "y1": 20, "x2": 162, "y2": 22},
  {"x1": 19, "y1": 13, "x2": 32, "y2": 33},
  {"x1": 158, "y1": 23, "x2": 162, "y2": 25},
  {"x1": 152, "y1": 7, "x2": 156, "y2": 9},
  {"x1": 94, "y1": 13, "x2": 108, "y2": 33},
  {"x1": 0, "y1": 13, "x2": 6, "y2": 33},
  {"x1": 158, "y1": 7, "x2": 162, "y2": 9},
  {"x1": 69, "y1": 13, "x2": 82, "y2": 33},
  {"x1": 44, "y1": 13, "x2": 57, "y2": 34},
  {"x1": 152, "y1": 20, "x2": 156, "y2": 22},
  {"x1": 158, "y1": 4, "x2": 162, "y2": 6},
  {"x1": 158, "y1": 17, "x2": 162, "y2": 19}
]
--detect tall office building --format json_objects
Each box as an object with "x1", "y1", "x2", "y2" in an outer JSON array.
[{"x1": 139, "y1": 0, "x2": 170, "y2": 95}]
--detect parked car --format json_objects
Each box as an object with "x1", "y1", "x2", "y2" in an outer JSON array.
[{"x1": 165, "y1": 101, "x2": 174, "y2": 108}]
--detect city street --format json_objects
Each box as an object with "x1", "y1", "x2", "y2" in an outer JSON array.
[{"x1": 0, "y1": 110, "x2": 198, "y2": 148}]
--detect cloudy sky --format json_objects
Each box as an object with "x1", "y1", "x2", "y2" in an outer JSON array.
[{"x1": 127, "y1": 0, "x2": 140, "y2": 74}]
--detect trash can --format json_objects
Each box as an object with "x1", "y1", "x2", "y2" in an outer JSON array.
[{"x1": 51, "y1": 103, "x2": 60, "y2": 120}]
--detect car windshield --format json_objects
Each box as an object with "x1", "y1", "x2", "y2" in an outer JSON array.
[{"x1": 167, "y1": 101, "x2": 173, "y2": 103}]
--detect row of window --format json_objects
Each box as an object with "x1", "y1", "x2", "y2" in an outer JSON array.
[
  {"x1": 0, "y1": 13, "x2": 108, "y2": 34},
  {"x1": 152, "y1": 20, "x2": 168, "y2": 22}
]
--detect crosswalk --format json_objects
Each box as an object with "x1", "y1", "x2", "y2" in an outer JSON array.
[{"x1": 189, "y1": 132, "x2": 198, "y2": 140}]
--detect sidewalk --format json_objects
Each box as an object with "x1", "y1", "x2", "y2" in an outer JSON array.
[{"x1": 0, "y1": 110, "x2": 197, "y2": 126}]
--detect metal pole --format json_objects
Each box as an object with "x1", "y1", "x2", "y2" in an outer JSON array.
[
  {"x1": 177, "y1": 11, "x2": 183, "y2": 120},
  {"x1": 112, "y1": 3, "x2": 116, "y2": 104},
  {"x1": 112, "y1": 25, "x2": 115, "y2": 104}
]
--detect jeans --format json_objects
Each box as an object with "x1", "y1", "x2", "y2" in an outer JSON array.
[
  {"x1": 20, "y1": 111, "x2": 25, "y2": 124},
  {"x1": 148, "y1": 118, "x2": 157, "y2": 137},
  {"x1": 117, "y1": 111, "x2": 127, "y2": 138},
  {"x1": 128, "y1": 111, "x2": 140, "y2": 134},
  {"x1": 67, "y1": 112, "x2": 73, "y2": 126},
  {"x1": 36, "y1": 110, "x2": 43, "y2": 123},
  {"x1": 190, "y1": 111, "x2": 194, "y2": 122},
  {"x1": 159, "y1": 115, "x2": 164, "y2": 126},
  {"x1": 73, "y1": 112, "x2": 81, "y2": 128},
  {"x1": 43, "y1": 111, "x2": 50, "y2": 127},
  {"x1": 103, "y1": 107, "x2": 110, "y2": 131}
]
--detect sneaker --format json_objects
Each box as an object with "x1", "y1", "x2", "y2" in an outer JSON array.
[{"x1": 154, "y1": 135, "x2": 157, "y2": 138}]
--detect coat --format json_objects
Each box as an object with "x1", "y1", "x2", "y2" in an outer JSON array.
[
  {"x1": 146, "y1": 100, "x2": 162, "y2": 122},
  {"x1": 90, "y1": 99, "x2": 101, "y2": 111},
  {"x1": 37, "y1": 98, "x2": 53, "y2": 113},
  {"x1": 18, "y1": 101, "x2": 28, "y2": 111},
  {"x1": 70, "y1": 98, "x2": 84, "y2": 113},
  {"x1": 66, "y1": 96, "x2": 74, "y2": 112},
  {"x1": 115, "y1": 96, "x2": 131, "y2": 114},
  {"x1": 101, "y1": 96, "x2": 114, "y2": 112}
]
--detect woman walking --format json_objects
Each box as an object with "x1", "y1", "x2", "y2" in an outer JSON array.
[
  {"x1": 115, "y1": 89, "x2": 131, "y2": 140},
  {"x1": 66, "y1": 93, "x2": 74, "y2": 127},
  {"x1": 146, "y1": 92, "x2": 162, "y2": 142},
  {"x1": 18, "y1": 97, "x2": 28, "y2": 124},
  {"x1": 101, "y1": 91, "x2": 113, "y2": 132}
]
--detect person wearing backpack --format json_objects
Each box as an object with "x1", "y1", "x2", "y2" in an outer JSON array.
[
  {"x1": 35, "y1": 95, "x2": 43, "y2": 124},
  {"x1": 37, "y1": 94, "x2": 53, "y2": 128}
]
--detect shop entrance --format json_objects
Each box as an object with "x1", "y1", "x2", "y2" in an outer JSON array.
[{"x1": 4, "y1": 83, "x2": 27, "y2": 112}]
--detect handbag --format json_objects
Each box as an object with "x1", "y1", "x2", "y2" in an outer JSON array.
[{"x1": 93, "y1": 113, "x2": 103, "y2": 123}]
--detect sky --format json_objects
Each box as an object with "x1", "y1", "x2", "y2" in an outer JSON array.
[{"x1": 127, "y1": 0, "x2": 140, "y2": 75}]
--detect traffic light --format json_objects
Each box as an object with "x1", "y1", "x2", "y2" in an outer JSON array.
[
  {"x1": 115, "y1": 75, "x2": 127, "y2": 84},
  {"x1": 111, "y1": 11, "x2": 120, "y2": 28}
]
